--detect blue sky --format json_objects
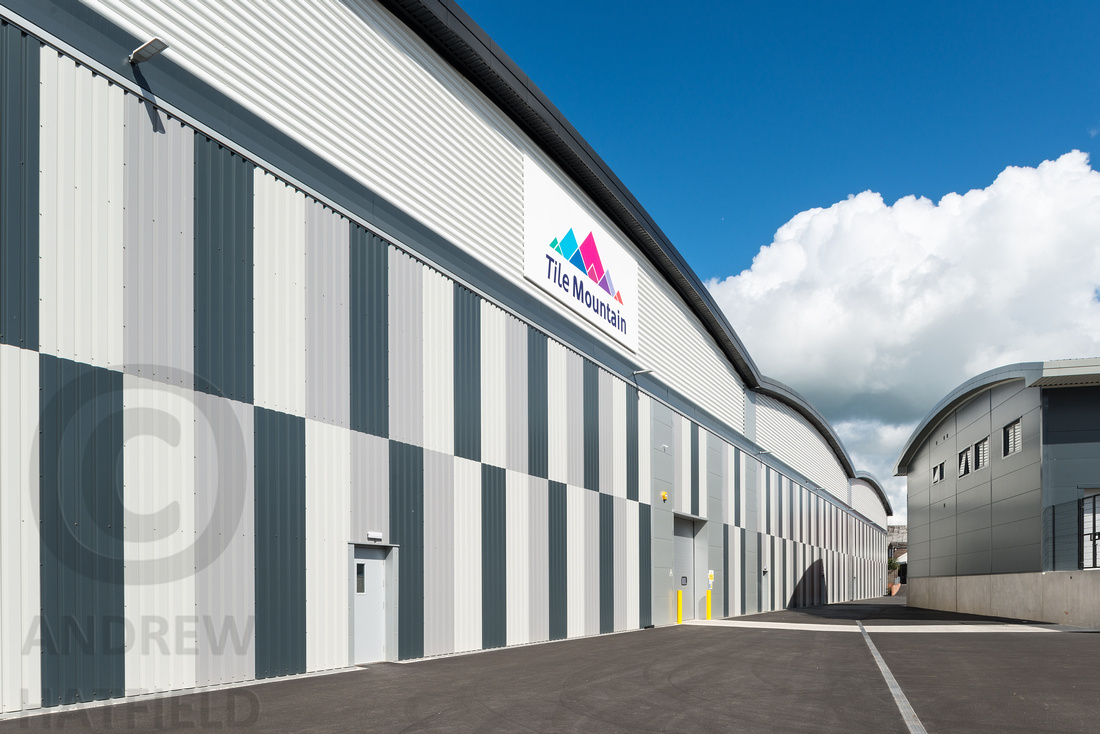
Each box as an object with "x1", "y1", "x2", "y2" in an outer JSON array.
[{"x1": 461, "y1": 0, "x2": 1100, "y2": 281}]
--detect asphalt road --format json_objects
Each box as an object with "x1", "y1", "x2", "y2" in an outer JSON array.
[{"x1": 4, "y1": 592, "x2": 1096, "y2": 733}]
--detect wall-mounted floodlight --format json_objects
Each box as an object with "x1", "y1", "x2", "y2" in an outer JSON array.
[
  {"x1": 129, "y1": 37, "x2": 169, "y2": 64},
  {"x1": 632, "y1": 368, "x2": 654, "y2": 376},
  {"x1": 757, "y1": 449, "x2": 771, "y2": 455}
]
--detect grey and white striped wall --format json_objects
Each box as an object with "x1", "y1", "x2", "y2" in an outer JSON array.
[{"x1": 0, "y1": 0, "x2": 889, "y2": 717}]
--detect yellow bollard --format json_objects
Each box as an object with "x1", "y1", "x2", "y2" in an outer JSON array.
[
  {"x1": 706, "y1": 589, "x2": 711, "y2": 620},
  {"x1": 677, "y1": 589, "x2": 682, "y2": 624}
]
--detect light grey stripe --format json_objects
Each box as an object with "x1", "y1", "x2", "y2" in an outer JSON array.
[{"x1": 857, "y1": 621, "x2": 927, "y2": 734}]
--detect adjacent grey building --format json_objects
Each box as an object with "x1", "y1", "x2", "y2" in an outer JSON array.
[{"x1": 895, "y1": 359, "x2": 1100, "y2": 626}]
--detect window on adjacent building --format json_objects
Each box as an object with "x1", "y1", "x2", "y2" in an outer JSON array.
[
  {"x1": 1003, "y1": 419, "x2": 1022, "y2": 456},
  {"x1": 958, "y1": 447, "x2": 971, "y2": 477},
  {"x1": 974, "y1": 437, "x2": 989, "y2": 470},
  {"x1": 932, "y1": 461, "x2": 945, "y2": 483}
]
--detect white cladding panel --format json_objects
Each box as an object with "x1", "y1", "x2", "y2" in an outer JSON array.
[
  {"x1": 0, "y1": 346, "x2": 41, "y2": 713},
  {"x1": 755, "y1": 394, "x2": 848, "y2": 502},
  {"x1": 86, "y1": 0, "x2": 523, "y2": 284},
  {"x1": 850, "y1": 479, "x2": 888, "y2": 530},
  {"x1": 452, "y1": 458, "x2": 482, "y2": 653},
  {"x1": 638, "y1": 266, "x2": 744, "y2": 433},
  {"x1": 38, "y1": 50, "x2": 124, "y2": 370}
]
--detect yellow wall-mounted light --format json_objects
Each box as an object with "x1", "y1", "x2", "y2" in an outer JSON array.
[{"x1": 660, "y1": 491, "x2": 668, "y2": 502}]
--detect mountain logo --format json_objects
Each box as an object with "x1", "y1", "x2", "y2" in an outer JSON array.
[{"x1": 549, "y1": 229, "x2": 624, "y2": 305}]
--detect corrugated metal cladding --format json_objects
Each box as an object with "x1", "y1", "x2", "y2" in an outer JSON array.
[
  {"x1": 193, "y1": 136, "x2": 253, "y2": 403},
  {"x1": 453, "y1": 284, "x2": 481, "y2": 462},
  {"x1": 253, "y1": 408, "x2": 306, "y2": 680},
  {"x1": 599, "y1": 494, "x2": 614, "y2": 633},
  {"x1": 755, "y1": 393, "x2": 848, "y2": 503},
  {"x1": 0, "y1": 23, "x2": 38, "y2": 350},
  {"x1": 481, "y1": 465, "x2": 507, "y2": 649},
  {"x1": 639, "y1": 503, "x2": 652, "y2": 627},
  {"x1": 390, "y1": 441, "x2": 424, "y2": 660},
  {"x1": 0, "y1": 346, "x2": 39, "y2": 714},
  {"x1": 626, "y1": 386, "x2": 639, "y2": 501},
  {"x1": 349, "y1": 225, "x2": 388, "y2": 438},
  {"x1": 691, "y1": 424, "x2": 700, "y2": 517},
  {"x1": 584, "y1": 360, "x2": 600, "y2": 491},
  {"x1": 548, "y1": 480, "x2": 568, "y2": 640},
  {"x1": 39, "y1": 356, "x2": 124, "y2": 706},
  {"x1": 527, "y1": 328, "x2": 549, "y2": 479},
  {"x1": 723, "y1": 525, "x2": 730, "y2": 617}
]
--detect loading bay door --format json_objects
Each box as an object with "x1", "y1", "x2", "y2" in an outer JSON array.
[{"x1": 674, "y1": 517, "x2": 696, "y2": 621}]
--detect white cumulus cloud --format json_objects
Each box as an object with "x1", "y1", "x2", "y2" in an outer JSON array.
[{"x1": 707, "y1": 151, "x2": 1100, "y2": 521}]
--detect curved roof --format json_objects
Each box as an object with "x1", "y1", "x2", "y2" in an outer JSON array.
[
  {"x1": 893, "y1": 359, "x2": 1100, "y2": 476},
  {"x1": 853, "y1": 471, "x2": 893, "y2": 517},
  {"x1": 379, "y1": 0, "x2": 876, "y2": 493}
]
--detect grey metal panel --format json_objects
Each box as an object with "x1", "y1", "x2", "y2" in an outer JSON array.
[
  {"x1": 504, "y1": 315, "x2": 528, "y2": 473},
  {"x1": 123, "y1": 95, "x2": 194, "y2": 387},
  {"x1": 598, "y1": 368, "x2": 614, "y2": 494},
  {"x1": 422, "y1": 449, "x2": 454, "y2": 657},
  {"x1": 39, "y1": 355, "x2": 124, "y2": 706},
  {"x1": 707, "y1": 432, "x2": 723, "y2": 524},
  {"x1": 956, "y1": 526, "x2": 991, "y2": 558},
  {"x1": 584, "y1": 490, "x2": 600, "y2": 634},
  {"x1": 0, "y1": 22, "x2": 38, "y2": 350},
  {"x1": 690, "y1": 423, "x2": 699, "y2": 516},
  {"x1": 528, "y1": 476, "x2": 550, "y2": 642},
  {"x1": 193, "y1": 136, "x2": 253, "y2": 402},
  {"x1": 547, "y1": 480, "x2": 567, "y2": 640},
  {"x1": 992, "y1": 487, "x2": 1041, "y2": 528},
  {"x1": 452, "y1": 284, "x2": 480, "y2": 461},
  {"x1": 350, "y1": 431, "x2": 389, "y2": 543},
  {"x1": 566, "y1": 351, "x2": 583, "y2": 487},
  {"x1": 388, "y1": 249, "x2": 424, "y2": 446},
  {"x1": 481, "y1": 464, "x2": 506, "y2": 649},
  {"x1": 639, "y1": 502, "x2": 651, "y2": 627},
  {"x1": 389, "y1": 440, "x2": 424, "y2": 660},
  {"x1": 992, "y1": 543, "x2": 1041, "y2": 574},
  {"x1": 599, "y1": 493, "x2": 613, "y2": 633},
  {"x1": 195, "y1": 393, "x2": 254, "y2": 687},
  {"x1": 583, "y1": 359, "x2": 600, "y2": 491},
  {"x1": 526, "y1": 327, "x2": 548, "y2": 479},
  {"x1": 349, "y1": 226, "x2": 388, "y2": 437},
  {"x1": 626, "y1": 385, "x2": 639, "y2": 501},
  {"x1": 305, "y1": 200, "x2": 351, "y2": 427},
  {"x1": 253, "y1": 407, "x2": 306, "y2": 679},
  {"x1": 723, "y1": 525, "x2": 730, "y2": 617},
  {"x1": 733, "y1": 448, "x2": 742, "y2": 527}
]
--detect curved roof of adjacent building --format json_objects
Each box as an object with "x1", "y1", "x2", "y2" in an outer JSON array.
[
  {"x1": 893, "y1": 358, "x2": 1100, "y2": 477},
  {"x1": 379, "y1": 0, "x2": 890, "y2": 516}
]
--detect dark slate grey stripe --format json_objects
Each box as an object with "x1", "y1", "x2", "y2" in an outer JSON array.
[
  {"x1": 733, "y1": 448, "x2": 741, "y2": 527},
  {"x1": 639, "y1": 502, "x2": 652, "y2": 627},
  {"x1": 599, "y1": 493, "x2": 613, "y2": 634},
  {"x1": 527, "y1": 327, "x2": 548, "y2": 479},
  {"x1": 0, "y1": 22, "x2": 38, "y2": 350},
  {"x1": 481, "y1": 464, "x2": 507, "y2": 649},
  {"x1": 254, "y1": 408, "x2": 306, "y2": 679},
  {"x1": 765, "y1": 467, "x2": 772, "y2": 531},
  {"x1": 194, "y1": 136, "x2": 254, "y2": 403},
  {"x1": 770, "y1": 536, "x2": 777, "y2": 610},
  {"x1": 39, "y1": 355, "x2": 125, "y2": 707},
  {"x1": 740, "y1": 529, "x2": 747, "y2": 616},
  {"x1": 453, "y1": 285, "x2": 481, "y2": 461},
  {"x1": 723, "y1": 524, "x2": 730, "y2": 618},
  {"x1": 547, "y1": 480, "x2": 568, "y2": 640},
  {"x1": 583, "y1": 360, "x2": 599, "y2": 491},
  {"x1": 690, "y1": 423, "x2": 699, "y2": 517},
  {"x1": 350, "y1": 225, "x2": 389, "y2": 437},
  {"x1": 389, "y1": 440, "x2": 424, "y2": 660},
  {"x1": 757, "y1": 532, "x2": 764, "y2": 614},
  {"x1": 777, "y1": 475, "x2": 784, "y2": 538},
  {"x1": 626, "y1": 386, "x2": 639, "y2": 501}
]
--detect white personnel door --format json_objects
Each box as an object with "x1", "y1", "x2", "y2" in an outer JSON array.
[{"x1": 353, "y1": 547, "x2": 386, "y2": 664}]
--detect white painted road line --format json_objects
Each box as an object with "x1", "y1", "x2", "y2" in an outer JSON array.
[
  {"x1": 858, "y1": 621, "x2": 927, "y2": 734},
  {"x1": 686, "y1": 619, "x2": 1061, "y2": 633}
]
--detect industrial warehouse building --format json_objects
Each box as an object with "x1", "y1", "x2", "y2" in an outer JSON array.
[
  {"x1": 896, "y1": 359, "x2": 1100, "y2": 628},
  {"x1": 0, "y1": 0, "x2": 890, "y2": 715}
]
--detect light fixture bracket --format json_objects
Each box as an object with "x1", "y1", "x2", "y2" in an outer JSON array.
[{"x1": 129, "y1": 37, "x2": 169, "y2": 65}]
